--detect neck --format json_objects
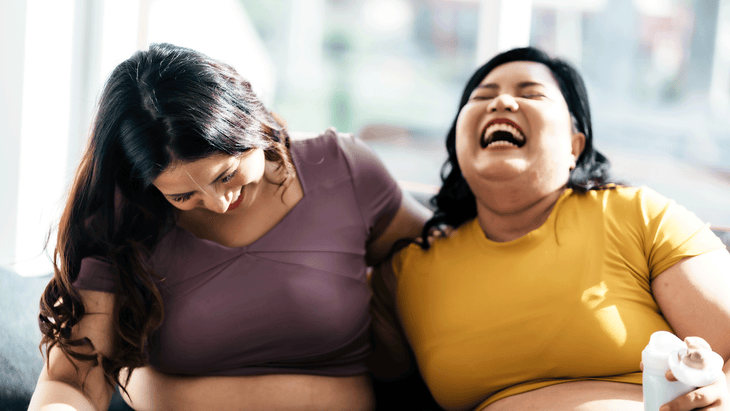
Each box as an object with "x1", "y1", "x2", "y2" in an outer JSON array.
[{"x1": 474, "y1": 186, "x2": 567, "y2": 242}]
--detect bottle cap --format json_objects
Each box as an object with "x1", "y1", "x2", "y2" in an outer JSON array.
[{"x1": 668, "y1": 348, "x2": 723, "y2": 387}]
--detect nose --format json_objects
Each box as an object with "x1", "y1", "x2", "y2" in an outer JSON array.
[
  {"x1": 204, "y1": 190, "x2": 233, "y2": 213},
  {"x1": 487, "y1": 94, "x2": 519, "y2": 112}
]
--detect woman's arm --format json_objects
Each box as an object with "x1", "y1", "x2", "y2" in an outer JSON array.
[
  {"x1": 652, "y1": 248, "x2": 730, "y2": 411},
  {"x1": 28, "y1": 290, "x2": 117, "y2": 411},
  {"x1": 369, "y1": 257, "x2": 412, "y2": 378},
  {"x1": 365, "y1": 184, "x2": 433, "y2": 373},
  {"x1": 365, "y1": 191, "x2": 432, "y2": 265},
  {"x1": 369, "y1": 255, "x2": 443, "y2": 410}
]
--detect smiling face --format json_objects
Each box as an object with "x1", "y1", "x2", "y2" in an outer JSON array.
[
  {"x1": 152, "y1": 148, "x2": 266, "y2": 214},
  {"x1": 455, "y1": 61, "x2": 585, "y2": 197}
]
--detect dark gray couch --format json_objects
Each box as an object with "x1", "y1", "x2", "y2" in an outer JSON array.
[{"x1": 0, "y1": 270, "x2": 132, "y2": 411}]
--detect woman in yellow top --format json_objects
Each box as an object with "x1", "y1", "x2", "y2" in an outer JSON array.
[{"x1": 370, "y1": 47, "x2": 730, "y2": 411}]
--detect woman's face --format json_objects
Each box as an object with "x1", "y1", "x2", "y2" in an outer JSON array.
[
  {"x1": 152, "y1": 148, "x2": 266, "y2": 214},
  {"x1": 455, "y1": 61, "x2": 585, "y2": 194}
]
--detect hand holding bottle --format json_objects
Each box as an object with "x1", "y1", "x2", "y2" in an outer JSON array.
[{"x1": 642, "y1": 331, "x2": 727, "y2": 411}]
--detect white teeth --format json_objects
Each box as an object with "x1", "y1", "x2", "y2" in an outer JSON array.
[
  {"x1": 487, "y1": 140, "x2": 518, "y2": 147},
  {"x1": 484, "y1": 122, "x2": 525, "y2": 146}
]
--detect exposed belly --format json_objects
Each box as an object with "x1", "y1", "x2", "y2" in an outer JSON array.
[
  {"x1": 480, "y1": 380, "x2": 643, "y2": 411},
  {"x1": 121, "y1": 366, "x2": 375, "y2": 411}
]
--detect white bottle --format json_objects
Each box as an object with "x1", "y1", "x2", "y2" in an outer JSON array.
[{"x1": 642, "y1": 331, "x2": 724, "y2": 411}]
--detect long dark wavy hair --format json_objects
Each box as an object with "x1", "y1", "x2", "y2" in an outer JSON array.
[
  {"x1": 420, "y1": 46, "x2": 617, "y2": 244},
  {"x1": 38, "y1": 43, "x2": 292, "y2": 391}
]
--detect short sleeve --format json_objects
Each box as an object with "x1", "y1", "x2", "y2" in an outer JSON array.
[
  {"x1": 637, "y1": 187, "x2": 726, "y2": 278},
  {"x1": 73, "y1": 257, "x2": 117, "y2": 293},
  {"x1": 337, "y1": 133, "x2": 403, "y2": 237}
]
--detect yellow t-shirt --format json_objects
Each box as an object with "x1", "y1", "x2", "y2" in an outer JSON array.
[{"x1": 392, "y1": 186, "x2": 725, "y2": 410}]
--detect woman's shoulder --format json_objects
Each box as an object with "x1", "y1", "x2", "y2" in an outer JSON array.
[
  {"x1": 286, "y1": 130, "x2": 349, "y2": 194},
  {"x1": 288, "y1": 128, "x2": 351, "y2": 173},
  {"x1": 291, "y1": 128, "x2": 397, "y2": 189},
  {"x1": 569, "y1": 185, "x2": 715, "y2": 243},
  {"x1": 568, "y1": 185, "x2": 668, "y2": 213},
  {"x1": 291, "y1": 128, "x2": 378, "y2": 165},
  {"x1": 393, "y1": 220, "x2": 477, "y2": 274},
  {"x1": 600, "y1": 185, "x2": 681, "y2": 220},
  {"x1": 290, "y1": 128, "x2": 355, "y2": 156}
]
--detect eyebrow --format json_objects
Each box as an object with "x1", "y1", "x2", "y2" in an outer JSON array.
[
  {"x1": 475, "y1": 81, "x2": 545, "y2": 91},
  {"x1": 163, "y1": 167, "x2": 232, "y2": 198}
]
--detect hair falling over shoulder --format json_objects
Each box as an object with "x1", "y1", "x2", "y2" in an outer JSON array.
[
  {"x1": 38, "y1": 137, "x2": 166, "y2": 392},
  {"x1": 38, "y1": 43, "x2": 291, "y2": 392}
]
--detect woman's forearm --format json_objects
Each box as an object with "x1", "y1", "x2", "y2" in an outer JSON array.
[{"x1": 28, "y1": 380, "x2": 100, "y2": 411}]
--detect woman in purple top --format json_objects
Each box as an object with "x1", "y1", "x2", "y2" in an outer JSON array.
[{"x1": 28, "y1": 43, "x2": 431, "y2": 411}]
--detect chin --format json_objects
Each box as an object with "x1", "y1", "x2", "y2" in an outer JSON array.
[{"x1": 470, "y1": 162, "x2": 527, "y2": 182}]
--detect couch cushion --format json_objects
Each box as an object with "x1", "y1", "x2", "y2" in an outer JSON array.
[
  {"x1": 0, "y1": 271, "x2": 48, "y2": 411},
  {"x1": 711, "y1": 227, "x2": 730, "y2": 252},
  {"x1": 0, "y1": 270, "x2": 132, "y2": 411}
]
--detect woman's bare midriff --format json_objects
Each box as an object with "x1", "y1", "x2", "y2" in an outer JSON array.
[
  {"x1": 481, "y1": 380, "x2": 643, "y2": 411},
  {"x1": 120, "y1": 366, "x2": 376, "y2": 411}
]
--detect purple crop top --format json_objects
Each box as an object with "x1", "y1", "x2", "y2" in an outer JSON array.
[{"x1": 73, "y1": 130, "x2": 403, "y2": 376}]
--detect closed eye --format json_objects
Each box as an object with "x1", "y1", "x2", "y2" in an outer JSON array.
[
  {"x1": 221, "y1": 169, "x2": 238, "y2": 184},
  {"x1": 171, "y1": 193, "x2": 194, "y2": 203}
]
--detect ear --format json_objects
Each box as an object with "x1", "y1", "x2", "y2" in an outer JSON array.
[{"x1": 570, "y1": 131, "x2": 586, "y2": 167}]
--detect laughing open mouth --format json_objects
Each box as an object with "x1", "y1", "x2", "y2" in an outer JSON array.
[{"x1": 480, "y1": 120, "x2": 526, "y2": 149}]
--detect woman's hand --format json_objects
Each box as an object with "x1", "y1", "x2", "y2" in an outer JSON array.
[
  {"x1": 420, "y1": 224, "x2": 454, "y2": 246},
  {"x1": 660, "y1": 370, "x2": 729, "y2": 411}
]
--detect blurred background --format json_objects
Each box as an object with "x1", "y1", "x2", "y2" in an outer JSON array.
[{"x1": 2, "y1": 0, "x2": 729, "y2": 276}]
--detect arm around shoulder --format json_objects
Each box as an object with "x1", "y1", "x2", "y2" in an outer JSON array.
[
  {"x1": 29, "y1": 290, "x2": 118, "y2": 411},
  {"x1": 369, "y1": 251, "x2": 443, "y2": 409},
  {"x1": 369, "y1": 254, "x2": 415, "y2": 380},
  {"x1": 335, "y1": 133, "x2": 432, "y2": 264},
  {"x1": 366, "y1": 191, "x2": 431, "y2": 265}
]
